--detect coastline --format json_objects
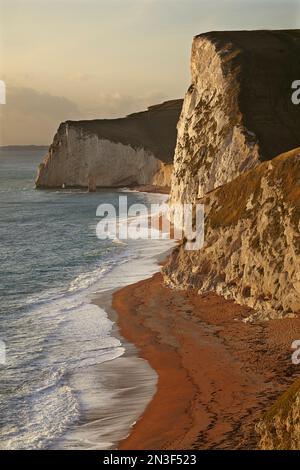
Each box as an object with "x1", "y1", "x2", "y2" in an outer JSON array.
[{"x1": 112, "y1": 272, "x2": 300, "y2": 450}]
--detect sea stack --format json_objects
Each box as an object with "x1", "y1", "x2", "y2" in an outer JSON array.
[{"x1": 36, "y1": 99, "x2": 183, "y2": 190}]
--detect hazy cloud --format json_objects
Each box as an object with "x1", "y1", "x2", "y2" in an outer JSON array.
[
  {"x1": 0, "y1": 86, "x2": 80, "y2": 145},
  {"x1": 5, "y1": 86, "x2": 80, "y2": 119},
  {"x1": 82, "y1": 90, "x2": 168, "y2": 119},
  {"x1": 0, "y1": 86, "x2": 170, "y2": 144}
]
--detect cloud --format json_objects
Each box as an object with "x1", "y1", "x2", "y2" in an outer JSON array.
[
  {"x1": 0, "y1": 86, "x2": 80, "y2": 145},
  {"x1": 5, "y1": 86, "x2": 80, "y2": 119},
  {"x1": 0, "y1": 85, "x2": 172, "y2": 145},
  {"x1": 81, "y1": 90, "x2": 169, "y2": 120}
]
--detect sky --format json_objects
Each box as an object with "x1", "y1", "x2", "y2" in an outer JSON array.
[{"x1": 0, "y1": 0, "x2": 300, "y2": 145}]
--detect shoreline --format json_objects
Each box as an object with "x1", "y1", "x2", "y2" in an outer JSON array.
[
  {"x1": 51, "y1": 191, "x2": 174, "y2": 450},
  {"x1": 112, "y1": 272, "x2": 300, "y2": 450},
  {"x1": 72, "y1": 288, "x2": 158, "y2": 450},
  {"x1": 73, "y1": 249, "x2": 174, "y2": 449}
]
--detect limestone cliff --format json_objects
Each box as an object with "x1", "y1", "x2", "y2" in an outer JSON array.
[
  {"x1": 36, "y1": 100, "x2": 182, "y2": 189},
  {"x1": 256, "y1": 378, "x2": 300, "y2": 449},
  {"x1": 171, "y1": 30, "x2": 300, "y2": 209},
  {"x1": 164, "y1": 148, "x2": 300, "y2": 321}
]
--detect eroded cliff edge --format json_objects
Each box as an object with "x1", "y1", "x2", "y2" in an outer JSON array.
[
  {"x1": 36, "y1": 99, "x2": 182, "y2": 190},
  {"x1": 171, "y1": 30, "x2": 300, "y2": 206}
]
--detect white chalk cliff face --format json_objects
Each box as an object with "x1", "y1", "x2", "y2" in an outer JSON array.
[
  {"x1": 165, "y1": 30, "x2": 300, "y2": 319},
  {"x1": 36, "y1": 100, "x2": 182, "y2": 189},
  {"x1": 171, "y1": 30, "x2": 300, "y2": 208},
  {"x1": 164, "y1": 30, "x2": 300, "y2": 447},
  {"x1": 37, "y1": 125, "x2": 161, "y2": 188}
]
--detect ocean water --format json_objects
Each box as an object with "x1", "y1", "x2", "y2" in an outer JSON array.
[{"x1": 0, "y1": 148, "x2": 173, "y2": 449}]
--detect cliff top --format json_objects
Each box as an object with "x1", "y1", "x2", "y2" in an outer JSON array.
[
  {"x1": 192, "y1": 29, "x2": 300, "y2": 160},
  {"x1": 62, "y1": 99, "x2": 183, "y2": 164},
  {"x1": 195, "y1": 29, "x2": 300, "y2": 44}
]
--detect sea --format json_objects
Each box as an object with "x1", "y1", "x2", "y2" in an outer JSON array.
[{"x1": 0, "y1": 147, "x2": 174, "y2": 449}]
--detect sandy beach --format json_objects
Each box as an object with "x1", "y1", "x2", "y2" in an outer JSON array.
[{"x1": 112, "y1": 272, "x2": 300, "y2": 450}]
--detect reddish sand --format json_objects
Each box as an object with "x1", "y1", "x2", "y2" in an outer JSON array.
[{"x1": 112, "y1": 273, "x2": 300, "y2": 450}]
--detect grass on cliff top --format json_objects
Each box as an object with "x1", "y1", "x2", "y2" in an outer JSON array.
[
  {"x1": 263, "y1": 376, "x2": 300, "y2": 423},
  {"x1": 207, "y1": 147, "x2": 300, "y2": 229}
]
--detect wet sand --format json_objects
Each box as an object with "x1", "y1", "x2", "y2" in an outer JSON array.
[
  {"x1": 57, "y1": 289, "x2": 157, "y2": 450},
  {"x1": 112, "y1": 272, "x2": 300, "y2": 450}
]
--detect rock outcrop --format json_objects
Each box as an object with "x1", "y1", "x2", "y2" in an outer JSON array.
[
  {"x1": 36, "y1": 99, "x2": 182, "y2": 189},
  {"x1": 256, "y1": 378, "x2": 300, "y2": 449},
  {"x1": 164, "y1": 148, "x2": 300, "y2": 321},
  {"x1": 171, "y1": 30, "x2": 300, "y2": 209}
]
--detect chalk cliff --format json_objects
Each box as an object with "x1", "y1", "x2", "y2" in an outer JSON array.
[
  {"x1": 36, "y1": 99, "x2": 182, "y2": 189},
  {"x1": 164, "y1": 30, "x2": 300, "y2": 320},
  {"x1": 171, "y1": 30, "x2": 300, "y2": 209},
  {"x1": 164, "y1": 148, "x2": 300, "y2": 321},
  {"x1": 163, "y1": 29, "x2": 300, "y2": 449}
]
